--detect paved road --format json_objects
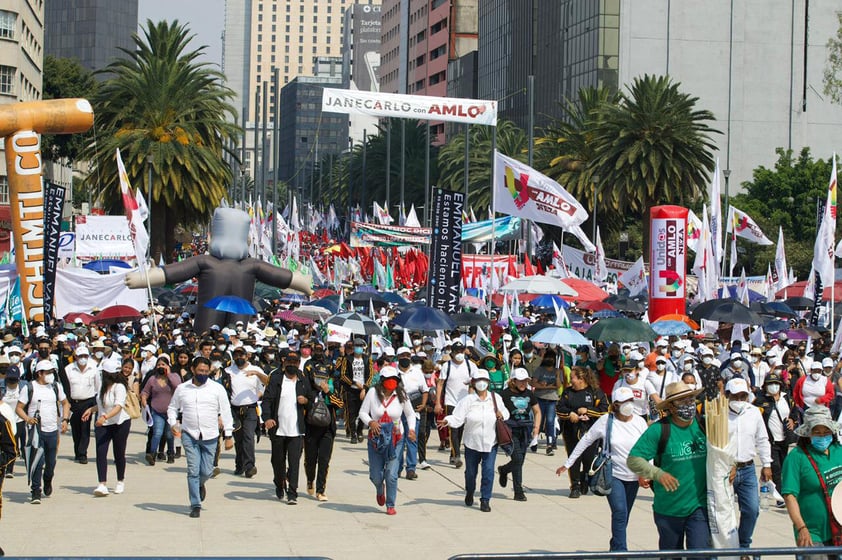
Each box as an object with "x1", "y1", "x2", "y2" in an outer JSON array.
[{"x1": 0, "y1": 423, "x2": 796, "y2": 558}]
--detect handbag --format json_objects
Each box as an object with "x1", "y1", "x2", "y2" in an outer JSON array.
[
  {"x1": 588, "y1": 414, "x2": 614, "y2": 496},
  {"x1": 772, "y1": 401, "x2": 798, "y2": 446},
  {"x1": 123, "y1": 390, "x2": 141, "y2": 420},
  {"x1": 490, "y1": 392, "x2": 513, "y2": 455},
  {"x1": 804, "y1": 449, "x2": 842, "y2": 546},
  {"x1": 307, "y1": 393, "x2": 331, "y2": 428}
]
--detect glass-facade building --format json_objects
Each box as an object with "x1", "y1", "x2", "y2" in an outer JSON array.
[{"x1": 477, "y1": 0, "x2": 619, "y2": 129}]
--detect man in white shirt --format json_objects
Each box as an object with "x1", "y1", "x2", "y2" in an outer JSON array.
[
  {"x1": 168, "y1": 357, "x2": 234, "y2": 518},
  {"x1": 434, "y1": 341, "x2": 476, "y2": 468},
  {"x1": 65, "y1": 346, "x2": 99, "y2": 464},
  {"x1": 725, "y1": 378, "x2": 773, "y2": 550},
  {"x1": 225, "y1": 346, "x2": 267, "y2": 478},
  {"x1": 395, "y1": 347, "x2": 427, "y2": 480}
]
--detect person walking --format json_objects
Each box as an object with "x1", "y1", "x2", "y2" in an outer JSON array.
[
  {"x1": 1, "y1": 367, "x2": 25, "y2": 478},
  {"x1": 498, "y1": 368, "x2": 540, "y2": 501},
  {"x1": 168, "y1": 357, "x2": 234, "y2": 518},
  {"x1": 627, "y1": 382, "x2": 710, "y2": 552},
  {"x1": 262, "y1": 354, "x2": 311, "y2": 505},
  {"x1": 434, "y1": 341, "x2": 477, "y2": 468},
  {"x1": 557, "y1": 386, "x2": 648, "y2": 551},
  {"x1": 82, "y1": 360, "x2": 132, "y2": 497},
  {"x1": 440, "y1": 369, "x2": 510, "y2": 512},
  {"x1": 395, "y1": 347, "x2": 426, "y2": 480},
  {"x1": 358, "y1": 367, "x2": 416, "y2": 515},
  {"x1": 65, "y1": 346, "x2": 98, "y2": 464},
  {"x1": 303, "y1": 344, "x2": 341, "y2": 501},
  {"x1": 140, "y1": 356, "x2": 182, "y2": 465},
  {"x1": 226, "y1": 346, "x2": 267, "y2": 478},
  {"x1": 337, "y1": 339, "x2": 374, "y2": 444},
  {"x1": 531, "y1": 349, "x2": 561, "y2": 455},
  {"x1": 754, "y1": 371, "x2": 798, "y2": 505}
]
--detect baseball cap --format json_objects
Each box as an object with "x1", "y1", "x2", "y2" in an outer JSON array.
[
  {"x1": 35, "y1": 359, "x2": 55, "y2": 372},
  {"x1": 379, "y1": 365, "x2": 399, "y2": 379},
  {"x1": 725, "y1": 378, "x2": 749, "y2": 395},
  {"x1": 471, "y1": 369, "x2": 490, "y2": 381},
  {"x1": 612, "y1": 386, "x2": 635, "y2": 403},
  {"x1": 75, "y1": 346, "x2": 90, "y2": 356},
  {"x1": 511, "y1": 368, "x2": 529, "y2": 381},
  {"x1": 822, "y1": 357, "x2": 834, "y2": 368},
  {"x1": 396, "y1": 346, "x2": 412, "y2": 356}
]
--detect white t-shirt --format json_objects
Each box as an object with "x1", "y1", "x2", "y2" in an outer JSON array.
[
  {"x1": 766, "y1": 395, "x2": 791, "y2": 443},
  {"x1": 226, "y1": 365, "x2": 265, "y2": 406},
  {"x1": 19, "y1": 382, "x2": 67, "y2": 433},
  {"x1": 96, "y1": 383, "x2": 131, "y2": 426},
  {"x1": 615, "y1": 377, "x2": 649, "y2": 417},
  {"x1": 66, "y1": 363, "x2": 99, "y2": 400},
  {"x1": 440, "y1": 360, "x2": 473, "y2": 407},
  {"x1": 802, "y1": 375, "x2": 828, "y2": 408},
  {"x1": 563, "y1": 413, "x2": 648, "y2": 481},
  {"x1": 276, "y1": 376, "x2": 300, "y2": 437}
]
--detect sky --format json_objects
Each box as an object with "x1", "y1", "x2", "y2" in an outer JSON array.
[{"x1": 137, "y1": 0, "x2": 226, "y2": 67}]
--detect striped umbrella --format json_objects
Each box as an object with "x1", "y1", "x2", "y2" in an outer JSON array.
[{"x1": 326, "y1": 312, "x2": 383, "y2": 336}]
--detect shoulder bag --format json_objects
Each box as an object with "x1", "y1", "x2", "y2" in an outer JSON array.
[
  {"x1": 490, "y1": 392, "x2": 514, "y2": 455},
  {"x1": 307, "y1": 392, "x2": 331, "y2": 428},
  {"x1": 803, "y1": 449, "x2": 842, "y2": 546},
  {"x1": 123, "y1": 390, "x2": 141, "y2": 419},
  {"x1": 588, "y1": 414, "x2": 614, "y2": 496}
]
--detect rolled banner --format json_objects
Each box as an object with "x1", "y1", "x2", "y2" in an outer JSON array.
[{"x1": 141, "y1": 405, "x2": 154, "y2": 428}]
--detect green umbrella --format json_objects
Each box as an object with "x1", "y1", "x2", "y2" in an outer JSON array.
[{"x1": 585, "y1": 317, "x2": 658, "y2": 343}]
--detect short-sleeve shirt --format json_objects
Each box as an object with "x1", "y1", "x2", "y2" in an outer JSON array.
[
  {"x1": 19, "y1": 383, "x2": 66, "y2": 433},
  {"x1": 781, "y1": 443, "x2": 842, "y2": 544},
  {"x1": 500, "y1": 387, "x2": 537, "y2": 428}
]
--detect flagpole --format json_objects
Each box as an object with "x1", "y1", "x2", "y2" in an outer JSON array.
[{"x1": 490, "y1": 126, "x2": 497, "y2": 307}]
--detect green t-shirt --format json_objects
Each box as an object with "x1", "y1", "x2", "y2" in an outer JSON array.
[
  {"x1": 488, "y1": 368, "x2": 507, "y2": 392},
  {"x1": 629, "y1": 418, "x2": 707, "y2": 517},
  {"x1": 781, "y1": 443, "x2": 842, "y2": 544}
]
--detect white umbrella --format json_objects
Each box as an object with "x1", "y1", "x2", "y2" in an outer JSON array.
[
  {"x1": 294, "y1": 305, "x2": 334, "y2": 321},
  {"x1": 500, "y1": 275, "x2": 578, "y2": 296}
]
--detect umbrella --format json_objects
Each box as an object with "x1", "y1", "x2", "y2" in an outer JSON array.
[
  {"x1": 530, "y1": 326, "x2": 590, "y2": 346},
  {"x1": 252, "y1": 298, "x2": 272, "y2": 313},
  {"x1": 653, "y1": 313, "x2": 700, "y2": 330},
  {"x1": 279, "y1": 293, "x2": 308, "y2": 304},
  {"x1": 761, "y1": 318, "x2": 790, "y2": 333},
  {"x1": 519, "y1": 322, "x2": 554, "y2": 335},
  {"x1": 585, "y1": 317, "x2": 658, "y2": 342},
  {"x1": 348, "y1": 291, "x2": 387, "y2": 304},
  {"x1": 313, "y1": 288, "x2": 338, "y2": 299},
  {"x1": 204, "y1": 295, "x2": 257, "y2": 316},
  {"x1": 695, "y1": 302, "x2": 761, "y2": 325},
  {"x1": 451, "y1": 312, "x2": 491, "y2": 328},
  {"x1": 578, "y1": 300, "x2": 615, "y2": 312},
  {"x1": 602, "y1": 295, "x2": 646, "y2": 314},
  {"x1": 156, "y1": 290, "x2": 189, "y2": 307},
  {"x1": 24, "y1": 418, "x2": 43, "y2": 486},
  {"x1": 355, "y1": 284, "x2": 379, "y2": 293},
  {"x1": 496, "y1": 316, "x2": 530, "y2": 327},
  {"x1": 561, "y1": 278, "x2": 609, "y2": 302},
  {"x1": 459, "y1": 295, "x2": 487, "y2": 310},
  {"x1": 651, "y1": 319, "x2": 695, "y2": 336},
  {"x1": 175, "y1": 282, "x2": 199, "y2": 296},
  {"x1": 327, "y1": 312, "x2": 383, "y2": 336},
  {"x1": 784, "y1": 296, "x2": 814, "y2": 310},
  {"x1": 295, "y1": 305, "x2": 334, "y2": 321},
  {"x1": 381, "y1": 292, "x2": 408, "y2": 306},
  {"x1": 92, "y1": 305, "x2": 142, "y2": 325},
  {"x1": 718, "y1": 285, "x2": 767, "y2": 302},
  {"x1": 393, "y1": 306, "x2": 456, "y2": 332},
  {"x1": 63, "y1": 312, "x2": 94, "y2": 325},
  {"x1": 688, "y1": 298, "x2": 737, "y2": 323},
  {"x1": 500, "y1": 275, "x2": 579, "y2": 296},
  {"x1": 310, "y1": 298, "x2": 340, "y2": 314},
  {"x1": 783, "y1": 328, "x2": 810, "y2": 341},
  {"x1": 529, "y1": 294, "x2": 570, "y2": 309},
  {"x1": 275, "y1": 309, "x2": 313, "y2": 325},
  {"x1": 593, "y1": 309, "x2": 622, "y2": 319},
  {"x1": 765, "y1": 301, "x2": 798, "y2": 318}
]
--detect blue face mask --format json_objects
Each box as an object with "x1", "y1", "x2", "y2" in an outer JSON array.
[
  {"x1": 194, "y1": 374, "x2": 209, "y2": 385},
  {"x1": 354, "y1": 347, "x2": 364, "y2": 355},
  {"x1": 811, "y1": 435, "x2": 834, "y2": 452}
]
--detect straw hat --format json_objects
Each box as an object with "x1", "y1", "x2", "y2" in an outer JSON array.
[
  {"x1": 795, "y1": 406, "x2": 840, "y2": 437},
  {"x1": 655, "y1": 381, "x2": 703, "y2": 410}
]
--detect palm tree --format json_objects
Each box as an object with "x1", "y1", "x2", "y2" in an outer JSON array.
[
  {"x1": 437, "y1": 120, "x2": 528, "y2": 211},
  {"x1": 81, "y1": 20, "x2": 240, "y2": 261}
]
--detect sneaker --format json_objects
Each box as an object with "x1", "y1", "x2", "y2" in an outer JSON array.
[
  {"x1": 157, "y1": 452, "x2": 166, "y2": 461},
  {"x1": 166, "y1": 453, "x2": 175, "y2": 464},
  {"x1": 514, "y1": 492, "x2": 527, "y2": 502},
  {"x1": 43, "y1": 479, "x2": 52, "y2": 497},
  {"x1": 245, "y1": 467, "x2": 257, "y2": 478},
  {"x1": 189, "y1": 507, "x2": 201, "y2": 518},
  {"x1": 94, "y1": 484, "x2": 109, "y2": 497},
  {"x1": 211, "y1": 467, "x2": 221, "y2": 479},
  {"x1": 30, "y1": 493, "x2": 41, "y2": 504},
  {"x1": 454, "y1": 458, "x2": 463, "y2": 469},
  {"x1": 4, "y1": 472, "x2": 12, "y2": 479},
  {"x1": 418, "y1": 461, "x2": 431, "y2": 470},
  {"x1": 480, "y1": 499, "x2": 491, "y2": 512},
  {"x1": 350, "y1": 436, "x2": 358, "y2": 444},
  {"x1": 316, "y1": 493, "x2": 329, "y2": 502},
  {"x1": 546, "y1": 447, "x2": 555, "y2": 456},
  {"x1": 79, "y1": 457, "x2": 88, "y2": 465},
  {"x1": 406, "y1": 471, "x2": 417, "y2": 480},
  {"x1": 376, "y1": 482, "x2": 386, "y2": 506},
  {"x1": 569, "y1": 486, "x2": 581, "y2": 499},
  {"x1": 775, "y1": 500, "x2": 786, "y2": 508},
  {"x1": 199, "y1": 483, "x2": 206, "y2": 502},
  {"x1": 114, "y1": 481, "x2": 125, "y2": 495},
  {"x1": 287, "y1": 496, "x2": 297, "y2": 505},
  {"x1": 498, "y1": 466, "x2": 508, "y2": 488},
  {"x1": 145, "y1": 453, "x2": 156, "y2": 466},
  {"x1": 530, "y1": 444, "x2": 538, "y2": 453},
  {"x1": 306, "y1": 481, "x2": 315, "y2": 496},
  {"x1": 386, "y1": 507, "x2": 396, "y2": 515}
]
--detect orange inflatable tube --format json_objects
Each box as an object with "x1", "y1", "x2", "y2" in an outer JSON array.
[{"x1": 0, "y1": 99, "x2": 93, "y2": 322}]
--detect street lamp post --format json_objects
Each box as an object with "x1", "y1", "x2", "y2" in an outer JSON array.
[{"x1": 146, "y1": 154, "x2": 153, "y2": 261}]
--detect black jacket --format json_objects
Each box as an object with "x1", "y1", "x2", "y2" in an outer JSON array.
[
  {"x1": 753, "y1": 391, "x2": 799, "y2": 441},
  {"x1": 304, "y1": 359, "x2": 344, "y2": 434},
  {"x1": 261, "y1": 373, "x2": 312, "y2": 436}
]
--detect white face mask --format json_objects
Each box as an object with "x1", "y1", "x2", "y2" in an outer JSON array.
[
  {"x1": 686, "y1": 383, "x2": 697, "y2": 391},
  {"x1": 766, "y1": 383, "x2": 781, "y2": 395},
  {"x1": 683, "y1": 363, "x2": 693, "y2": 372},
  {"x1": 656, "y1": 364, "x2": 666, "y2": 371},
  {"x1": 671, "y1": 350, "x2": 682, "y2": 358},
  {"x1": 811, "y1": 372, "x2": 823, "y2": 381},
  {"x1": 77, "y1": 357, "x2": 88, "y2": 367},
  {"x1": 9, "y1": 355, "x2": 20, "y2": 365},
  {"x1": 702, "y1": 356, "x2": 713, "y2": 365},
  {"x1": 731, "y1": 359, "x2": 742, "y2": 369},
  {"x1": 473, "y1": 380, "x2": 489, "y2": 392},
  {"x1": 94, "y1": 351, "x2": 104, "y2": 359},
  {"x1": 452, "y1": 353, "x2": 465, "y2": 363},
  {"x1": 729, "y1": 400, "x2": 747, "y2": 414},
  {"x1": 618, "y1": 402, "x2": 634, "y2": 417},
  {"x1": 412, "y1": 339, "x2": 421, "y2": 346},
  {"x1": 217, "y1": 344, "x2": 227, "y2": 351},
  {"x1": 44, "y1": 374, "x2": 55, "y2": 385}
]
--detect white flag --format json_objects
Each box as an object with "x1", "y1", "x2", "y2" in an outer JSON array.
[
  {"x1": 687, "y1": 209, "x2": 702, "y2": 253},
  {"x1": 775, "y1": 226, "x2": 790, "y2": 292},
  {"x1": 493, "y1": 151, "x2": 589, "y2": 231},
  {"x1": 737, "y1": 267, "x2": 749, "y2": 306},
  {"x1": 691, "y1": 206, "x2": 718, "y2": 302},
  {"x1": 405, "y1": 204, "x2": 421, "y2": 228},
  {"x1": 116, "y1": 149, "x2": 149, "y2": 264},
  {"x1": 726, "y1": 205, "x2": 772, "y2": 245},
  {"x1": 135, "y1": 188, "x2": 149, "y2": 222},
  {"x1": 831, "y1": 315, "x2": 842, "y2": 354},
  {"x1": 619, "y1": 257, "x2": 647, "y2": 297},
  {"x1": 709, "y1": 159, "x2": 724, "y2": 263},
  {"x1": 551, "y1": 242, "x2": 570, "y2": 278},
  {"x1": 729, "y1": 231, "x2": 738, "y2": 277},
  {"x1": 290, "y1": 196, "x2": 300, "y2": 232},
  {"x1": 593, "y1": 227, "x2": 607, "y2": 283},
  {"x1": 812, "y1": 154, "x2": 837, "y2": 287}
]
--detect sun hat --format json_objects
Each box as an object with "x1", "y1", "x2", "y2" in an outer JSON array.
[
  {"x1": 655, "y1": 381, "x2": 703, "y2": 410},
  {"x1": 795, "y1": 406, "x2": 840, "y2": 437}
]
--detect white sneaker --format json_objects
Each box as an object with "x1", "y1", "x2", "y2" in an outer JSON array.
[
  {"x1": 94, "y1": 484, "x2": 109, "y2": 497},
  {"x1": 114, "y1": 481, "x2": 125, "y2": 494},
  {"x1": 418, "y1": 461, "x2": 432, "y2": 470}
]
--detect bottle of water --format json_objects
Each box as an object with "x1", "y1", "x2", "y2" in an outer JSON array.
[{"x1": 759, "y1": 481, "x2": 773, "y2": 512}]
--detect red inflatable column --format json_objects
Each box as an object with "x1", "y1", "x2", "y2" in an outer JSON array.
[{"x1": 648, "y1": 205, "x2": 688, "y2": 322}]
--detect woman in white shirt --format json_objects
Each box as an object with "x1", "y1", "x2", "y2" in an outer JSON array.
[
  {"x1": 358, "y1": 366, "x2": 416, "y2": 516},
  {"x1": 556, "y1": 386, "x2": 648, "y2": 551},
  {"x1": 82, "y1": 360, "x2": 131, "y2": 497},
  {"x1": 439, "y1": 369, "x2": 510, "y2": 513}
]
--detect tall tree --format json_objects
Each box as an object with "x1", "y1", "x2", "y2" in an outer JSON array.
[
  {"x1": 81, "y1": 20, "x2": 240, "y2": 261},
  {"x1": 824, "y1": 11, "x2": 842, "y2": 104},
  {"x1": 41, "y1": 56, "x2": 98, "y2": 163}
]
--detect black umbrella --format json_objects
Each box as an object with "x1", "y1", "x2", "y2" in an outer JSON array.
[
  {"x1": 156, "y1": 290, "x2": 189, "y2": 307},
  {"x1": 451, "y1": 312, "x2": 491, "y2": 328},
  {"x1": 688, "y1": 298, "x2": 737, "y2": 323},
  {"x1": 348, "y1": 291, "x2": 387, "y2": 305},
  {"x1": 696, "y1": 301, "x2": 761, "y2": 324},
  {"x1": 784, "y1": 296, "x2": 814, "y2": 310},
  {"x1": 519, "y1": 322, "x2": 554, "y2": 335},
  {"x1": 604, "y1": 295, "x2": 645, "y2": 314}
]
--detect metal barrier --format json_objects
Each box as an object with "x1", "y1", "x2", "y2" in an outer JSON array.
[{"x1": 449, "y1": 546, "x2": 841, "y2": 560}]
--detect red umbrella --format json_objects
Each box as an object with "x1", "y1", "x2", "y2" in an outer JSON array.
[
  {"x1": 490, "y1": 293, "x2": 539, "y2": 307},
  {"x1": 63, "y1": 312, "x2": 94, "y2": 325},
  {"x1": 561, "y1": 278, "x2": 610, "y2": 303},
  {"x1": 313, "y1": 288, "x2": 337, "y2": 299},
  {"x1": 578, "y1": 300, "x2": 615, "y2": 312},
  {"x1": 92, "y1": 305, "x2": 142, "y2": 325},
  {"x1": 176, "y1": 283, "x2": 199, "y2": 295},
  {"x1": 774, "y1": 279, "x2": 842, "y2": 303}
]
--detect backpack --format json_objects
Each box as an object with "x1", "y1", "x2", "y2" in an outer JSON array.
[
  {"x1": 23, "y1": 382, "x2": 61, "y2": 419},
  {"x1": 653, "y1": 414, "x2": 706, "y2": 467}
]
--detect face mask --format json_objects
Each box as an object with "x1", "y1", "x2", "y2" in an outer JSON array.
[
  {"x1": 382, "y1": 378, "x2": 398, "y2": 391},
  {"x1": 423, "y1": 373, "x2": 433, "y2": 379},
  {"x1": 811, "y1": 372, "x2": 823, "y2": 381},
  {"x1": 9, "y1": 356, "x2": 19, "y2": 365},
  {"x1": 753, "y1": 356, "x2": 761, "y2": 362},
  {"x1": 683, "y1": 363, "x2": 693, "y2": 372},
  {"x1": 674, "y1": 402, "x2": 696, "y2": 421},
  {"x1": 524, "y1": 352, "x2": 533, "y2": 360},
  {"x1": 77, "y1": 357, "x2": 88, "y2": 367},
  {"x1": 671, "y1": 350, "x2": 682, "y2": 358},
  {"x1": 686, "y1": 383, "x2": 697, "y2": 391},
  {"x1": 95, "y1": 351, "x2": 104, "y2": 359},
  {"x1": 44, "y1": 374, "x2": 55, "y2": 384},
  {"x1": 156, "y1": 367, "x2": 167, "y2": 376},
  {"x1": 38, "y1": 348, "x2": 50, "y2": 358},
  {"x1": 452, "y1": 353, "x2": 465, "y2": 363},
  {"x1": 659, "y1": 347, "x2": 668, "y2": 355},
  {"x1": 618, "y1": 402, "x2": 634, "y2": 416},
  {"x1": 811, "y1": 435, "x2": 834, "y2": 452},
  {"x1": 301, "y1": 349, "x2": 311, "y2": 357},
  {"x1": 729, "y1": 400, "x2": 747, "y2": 414},
  {"x1": 623, "y1": 349, "x2": 631, "y2": 355},
  {"x1": 194, "y1": 373, "x2": 209, "y2": 385},
  {"x1": 265, "y1": 353, "x2": 276, "y2": 362},
  {"x1": 766, "y1": 384, "x2": 780, "y2": 395},
  {"x1": 217, "y1": 344, "x2": 226, "y2": 351},
  {"x1": 732, "y1": 359, "x2": 744, "y2": 368},
  {"x1": 234, "y1": 357, "x2": 247, "y2": 367},
  {"x1": 474, "y1": 380, "x2": 489, "y2": 392},
  {"x1": 423, "y1": 344, "x2": 433, "y2": 351},
  {"x1": 656, "y1": 364, "x2": 665, "y2": 371},
  {"x1": 484, "y1": 361, "x2": 496, "y2": 370},
  {"x1": 625, "y1": 374, "x2": 637, "y2": 384},
  {"x1": 412, "y1": 339, "x2": 421, "y2": 346},
  {"x1": 284, "y1": 366, "x2": 298, "y2": 377},
  {"x1": 702, "y1": 357, "x2": 712, "y2": 365},
  {"x1": 398, "y1": 358, "x2": 411, "y2": 369}
]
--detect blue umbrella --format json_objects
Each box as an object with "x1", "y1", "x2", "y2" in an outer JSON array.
[
  {"x1": 530, "y1": 326, "x2": 590, "y2": 346},
  {"x1": 310, "y1": 298, "x2": 340, "y2": 314},
  {"x1": 356, "y1": 284, "x2": 379, "y2": 293},
  {"x1": 762, "y1": 318, "x2": 790, "y2": 333},
  {"x1": 719, "y1": 285, "x2": 766, "y2": 302},
  {"x1": 380, "y1": 292, "x2": 408, "y2": 305},
  {"x1": 765, "y1": 301, "x2": 797, "y2": 318},
  {"x1": 529, "y1": 294, "x2": 570, "y2": 309},
  {"x1": 651, "y1": 319, "x2": 694, "y2": 336},
  {"x1": 279, "y1": 293, "x2": 308, "y2": 304},
  {"x1": 204, "y1": 295, "x2": 257, "y2": 315},
  {"x1": 593, "y1": 309, "x2": 622, "y2": 319},
  {"x1": 82, "y1": 259, "x2": 132, "y2": 273},
  {"x1": 393, "y1": 306, "x2": 456, "y2": 331}
]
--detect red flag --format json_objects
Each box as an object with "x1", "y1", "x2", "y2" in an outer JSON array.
[
  {"x1": 523, "y1": 255, "x2": 535, "y2": 276},
  {"x1": 536, "y1": 259, "x2": 544, "y2": 275},
  {"x1": 507, "y1": 258, "x2": 518, "y2": 280}
]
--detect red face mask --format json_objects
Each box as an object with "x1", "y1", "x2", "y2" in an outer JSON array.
[{"x1": 382, "y1": 378, "x2": 398, "y2": 391}]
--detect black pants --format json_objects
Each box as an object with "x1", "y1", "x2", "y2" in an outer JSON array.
[
  {"x1": 416, "y1": 410, "x2": 428, "y2": 463},
  {"x1": 232, "y1": 406, "x2": 258, "y2": 473},
  {"x1": 562, "y1": 424, "x2": 598, "y2": 489},
  {"x1": 271, "y1": 434, "x2": 303, "y2": 499},
  {"x1": 304, "y1": 426, "x2": 334, "y2": 494},
  {"x1": 69, "y1": 397, "x2": 96, "y2": 461},
  {"x1": 344, "y1": 392, "x2": 363, "y2": 439},
  {"x1": 446, "y1": 405, "x2": 463, "y2": 459},
  {"x1": 499, "y1": 425, "x2": 530, "y2": 494},
  {"x1": 6, "y1": 421, "x2": 25, "y2": 475},
  {"x1": 770, "y1": 439, "x2": 789, "y2": 492},
  {"x1": 95, "y1": 421, "x2": 131, "y2": 483}
]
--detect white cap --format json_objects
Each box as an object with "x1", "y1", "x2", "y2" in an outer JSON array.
[
  {"x1": 101, "y1": 359, "x2": 121, "y2": 374},
  {"x1": 730, "y1": 352, "x2": 742, "y2": 360},
  {"x1": 73, "y1": 317, "x2": 84, "y2": 325},
  {"x1": 383, "y1": 347, "x2": 395, "y2": 357},
  {"x1": 278, "y1": 341, "x2": 290, "y2": 350},
  {"x1": 822, "y1": 357, "x2": 834, "y2": 368},
  {"x1": 612, "y1": 386, "x2": 635, "y2": 403},
  {"x1": 117, "y1": 335, "x2": 130, "y2": 344},
  {"x1": 416, "y1": 351, "x2": 427, "y2": 358},
  {"x1": 502, "y1": 334, "x2": 513, "y2": 342},
  {"x1": 471, "y1": 368, "x2": 490, "y2": 381},
  {"x1": 242, "y1": 345, "x2": 256, "y2": 354},
  {"x1": 379, "y1": 365, "x2": 399, "y2": 379},
  {"x1": 396, "y1": 346, "x2": 412, "y2": 356},
  {"x1": 139, "y1": 318, "x2": 149, "y2": 325},
  {"x1": 35, "y1": 359, "x2": 55, "y2": 372},
  {"x1": 811, "y1": 361, "x2": 822, "y2": 371},
  {"x1": 172, "y1": 328, "x2": 182, "y2": 336},
  {"x1": 699, "y1": 347, "x2": 714, "y2": 356},
  {"x1": 725, "y1": 378, "x2": 749, "y2": 395},
  {"x1": 656, "y1": 339, "x2": 668, "y2": 347},
  {"x1": 142, "y1": 344, "x2": 157, "y2": 354},
  {"x1": 6, "y1": 346, "x2": 21, "y2": 355},
  {"x1": 511, "y1": 367, "x2": 529, "y2": 381},
  {"x1": 683, "y1": 355, "x2": 695, "y2": 362},
  {"x1": 56, "y1": 334, "x2": 67, "y2": 342},
  {"x1": 75, "y1": 346, "x2": 90, "y2": 356},
  {"x1": 628, "y1": 351, "x2": 644, "y2": 362}
]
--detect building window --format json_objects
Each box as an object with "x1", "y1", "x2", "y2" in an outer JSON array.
[
  {"x1": 0, "y1": 176, "x2": 8, "y2": 205},
  {"x1": 0, "y1": 10, "x2": 16, "y2": 40},
  {"x1": 0, "y1": 66, "x2": 14, "y2": 94}
]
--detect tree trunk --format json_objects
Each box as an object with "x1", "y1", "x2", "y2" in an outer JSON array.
[{"x1": 164, "y1": 205, "x2": 177, "y2": 264}]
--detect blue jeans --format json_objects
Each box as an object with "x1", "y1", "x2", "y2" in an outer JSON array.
[
  {"x1": 653, "y1": 506, "x2": 711, "y2": 550},
  {"x1": 150, "y1": 410, "x2": 174, "y2": 455},
  {"x1": 734, "y1": 464, "x2": 760, "y2": 548},
  {"x1": 182, "y1": 432, "x2": 217, "y2": 509},
  {"x1": 367, "y1": 437, "x2": 399, "y2": 508},
  {"x1": 30, "y1": 430, "x2": 58, "y2": 495},
  {"x1": 605, "y1": 477, "x2": 640, "y2": 551},
  {"x1": 396, "y1": 415, "x2": 419, "y2": 474},
  {"x1": 465, "y1": 446, "x2": 497, "y2": 502},
  {"x1": 537, "y1": 398, "x2": 557, "y2": 446}
]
